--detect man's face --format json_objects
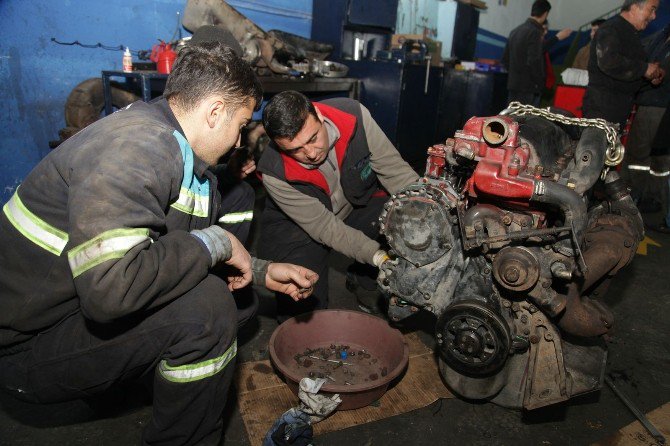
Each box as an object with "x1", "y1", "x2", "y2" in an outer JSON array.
[
  {"x1": 274, "y1": 113, "x2": 330, "y2": 166},
  {"x1": 201, "y1": 99, "x2": 255, "y2": 166},
  {"x1": 629, "y1": 0, "x2": 658, "y2": 31},
  {"x1": 590, "y1": 25, "x2": 599, "y2": 39}
]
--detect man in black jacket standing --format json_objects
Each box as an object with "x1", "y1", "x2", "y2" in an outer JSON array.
[
  {"x1": 583, "y1": 0, "x2": 664, "y2": 131},
  {"x1": 502, "y1": 0, "x2": 554, "y2": 106}
]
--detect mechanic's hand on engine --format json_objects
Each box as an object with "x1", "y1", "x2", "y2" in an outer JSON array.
[
  {"x1": 228, "y1": 147, "x2": 256, "y2": 180},
  {"x1": 224, "y1": 230, "x2": 253, "y2": 291},
  {"x1": 372, "y1": 249, "x2": 391, "y2": 268},
  {"x1": 265, "y1": 263, "x2": 319, "y2": 301}
]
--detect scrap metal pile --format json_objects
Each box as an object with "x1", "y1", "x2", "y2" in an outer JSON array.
[
  {"x1": 377, "y1": 103, "x2": 644, "y2": 409},
  {"x1": 183, "y1": 0, "x2": 338, "y2": 76}
]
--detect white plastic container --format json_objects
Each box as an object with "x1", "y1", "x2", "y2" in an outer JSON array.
[{"x1": 122, "y1": 47, "x2": 133, "y2": 73}]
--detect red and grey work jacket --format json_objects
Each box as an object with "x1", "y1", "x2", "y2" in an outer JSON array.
[{"x1": 258, "y1": 97, "x2": 381, "y2": 211}]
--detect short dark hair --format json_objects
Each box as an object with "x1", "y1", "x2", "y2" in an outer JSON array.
[
  {"x1": 189, "y1": 25, "x2": 243, "y2": 57},
  {"x1": 164, "y1": 42, "x2": 262, "y2": 113},
  {"x1": 622, "y1": 0, "x2": 648, "y2": 12},
  {"x1": 591, "y1": 19, "x2": 606, "y2": 27},
  {"x1": 531, "y1": 0, "x2": 551, "y2": 17},
  {"x1": 262, "y1": 91, "x2": 318, "y2": 140}
]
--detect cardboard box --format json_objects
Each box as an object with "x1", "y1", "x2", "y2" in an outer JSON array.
[{"x1": 425, "y1": 40, "x2": 443, "y2": 66}]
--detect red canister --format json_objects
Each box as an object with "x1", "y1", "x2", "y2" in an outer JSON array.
[{"x1": 150, "y1": 42, "x2": 177, "y2": 74}]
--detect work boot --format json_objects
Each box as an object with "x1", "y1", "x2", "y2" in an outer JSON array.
[{"x1": 345, "y1": 271, "x2": 385, "y2": 315}]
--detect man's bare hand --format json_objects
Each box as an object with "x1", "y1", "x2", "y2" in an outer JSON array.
[
  {"x1": 645, "y1": 62, "x2": 662, "y2": 80},
  {"x1": 223, "y1": 230, "x2": 252, "y2": 291},
  {"x1": 228, "y1": 147, "x2": 255, "y2": 180},
  {"x1": 651, "y1": 67, "x2": 666, "y2": 85},
  {"x1": 265, "y1": 263, "x2": 319, "y2": 301},
  {"x1": 556, "y1": 28, "x2": 572, "y2": 41}
]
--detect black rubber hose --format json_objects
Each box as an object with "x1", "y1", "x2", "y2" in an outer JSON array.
[
  {"x1": 604, "y1": 171, "x2": 645, "y2": 240},
  {"x1": 531, "y1": 180, "x2": 588, "y2": 246}
]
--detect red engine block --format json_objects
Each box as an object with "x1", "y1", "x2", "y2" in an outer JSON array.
[{"x1": 427, "y1": 116, "x2": 540, "y2": 203}]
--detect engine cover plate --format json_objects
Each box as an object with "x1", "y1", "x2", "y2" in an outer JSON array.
[{"x1": 380, "y1": 185, "x2": 456, "y2": 267}]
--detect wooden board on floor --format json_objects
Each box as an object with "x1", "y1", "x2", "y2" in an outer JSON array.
[
  {"x1": 592, "y1": 401, "x2": 670, "y2": 445},
  {"x1": 234, "y1": 332, "x2": 453, "y2": 445}
]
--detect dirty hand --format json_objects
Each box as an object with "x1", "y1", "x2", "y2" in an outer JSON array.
[
  {"x1": 265, "y1": 263, "x2": 319, "y2": 301},
  {"x1": 228, "y1": 147, "x2": 256, "y2": 180},
  {"x1": 556, "y1": 28, "x2": 572, "y2": 41},
  {"x1": 224, "y1": 230, "x2": 253, "y2": 291}
]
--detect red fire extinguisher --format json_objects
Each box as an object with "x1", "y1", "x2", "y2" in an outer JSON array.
[{"x1": 150, "y1": 41, "x2": 177, "y2": 74}]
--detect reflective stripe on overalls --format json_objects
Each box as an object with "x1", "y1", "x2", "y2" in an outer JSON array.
[
  {"x1": 159, "y1": 339, "x2": 237, "y2": 383},
  {"x1": 2, "y1": 190, "x2": 68, "y2": 256}
]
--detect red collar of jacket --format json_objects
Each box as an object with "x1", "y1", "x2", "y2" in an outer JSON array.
[{"x1": 279, "y1": 102, "x2": 357, "y2": 195}]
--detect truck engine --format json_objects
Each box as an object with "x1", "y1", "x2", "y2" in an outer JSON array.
[{"x1": 377, "y1": 103, "x2": 644, "y2": 410}]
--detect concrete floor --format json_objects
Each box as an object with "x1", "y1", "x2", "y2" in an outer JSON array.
[{"x1": 1, "y1": 197, "x2": 669, "y2": 446}]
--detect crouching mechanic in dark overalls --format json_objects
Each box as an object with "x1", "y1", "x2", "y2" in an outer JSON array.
[
  {"x1": 257, "y1": 91, "x2": 419, "y2": 321},
  {"x1": 0, "y1": 43, "x2": 318, "y2": 445}
]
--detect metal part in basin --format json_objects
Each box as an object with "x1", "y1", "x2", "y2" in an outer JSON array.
[{"x1": 269, "y1": 309, "x2": 410, "y2": 410}]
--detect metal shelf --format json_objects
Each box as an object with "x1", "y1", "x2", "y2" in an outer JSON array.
[{"x1": 102, "y1": 70, "x2": 360, "y2": 115}]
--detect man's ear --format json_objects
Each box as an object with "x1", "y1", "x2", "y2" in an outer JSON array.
[
  {"x1": 206, "y1": 99, "x2": 226, "y2": 129},
  {"x1": 315, "y1": 106, "x2": 325, "y2": 123}
]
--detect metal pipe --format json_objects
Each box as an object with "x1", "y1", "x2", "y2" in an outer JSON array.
[{"x1": 605, "y1": 376, "x2": 667, "y2": 445}]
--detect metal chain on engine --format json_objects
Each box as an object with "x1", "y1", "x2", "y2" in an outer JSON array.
[{"x1": 503, "y1": 102, "x2": 625, "y2": 168}]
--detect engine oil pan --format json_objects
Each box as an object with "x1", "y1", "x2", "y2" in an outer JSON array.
[{"x1": 269, "y1": 309, "x2": 410, "y2": 410}]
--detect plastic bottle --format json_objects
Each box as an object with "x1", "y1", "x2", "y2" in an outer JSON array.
[{"x1": 122, "y1": 47, "x2": 133, "y2": 73}]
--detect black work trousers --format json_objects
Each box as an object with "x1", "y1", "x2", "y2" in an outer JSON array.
[
  {"x1": 259, "y1": 195, "x2": 387, "y2": 322},
  {"x1": 583, "y1": 87, "x2": 634, "y2": 131},
  {"x1": 507, "y1": 90, "x2": 541, "y2": 107},
  {"x1": 0, "y1": 274, "x2": 238, "y2": 446}
]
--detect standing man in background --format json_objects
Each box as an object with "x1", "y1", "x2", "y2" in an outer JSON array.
[
  {"x1": 572, "y1": 19, "x2": 607, "y2": 70},
  {"x1": 542, "y1": 20, "x2": 573, "y2": 93},
  {"x1": 622, "y1": 23, "x2": 670, "y2": 211},
  {"x1": 502, "y1": 0, "x2": 556, "y2": 106},
  {"x1": 583, "y1": 0, "x2": 664, "y2": 131}
]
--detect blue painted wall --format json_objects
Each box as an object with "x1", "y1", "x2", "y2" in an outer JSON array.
[{"x1": 0, "y1": 0, "x2": 311, "y2": 204}]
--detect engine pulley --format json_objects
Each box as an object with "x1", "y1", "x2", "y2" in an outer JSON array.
[
  {"x1": 436, "y1": 301, "x2": 511, "y2": 376},
  {"x1": 492, "y1": 246, "x2": 540, "y2": 292}
]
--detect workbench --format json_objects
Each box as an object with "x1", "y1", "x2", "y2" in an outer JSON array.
[{"x1": 102, "y1": 70, "x2": 360, "y2": 115}]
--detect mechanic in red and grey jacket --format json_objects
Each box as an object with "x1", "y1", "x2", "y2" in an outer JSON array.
[
  {"x1": 0, "y1": 44, "x2": 317, "y2": 445},
  {"x1": 257, "y1": 92, "x2": 419, "y2": 322}
]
